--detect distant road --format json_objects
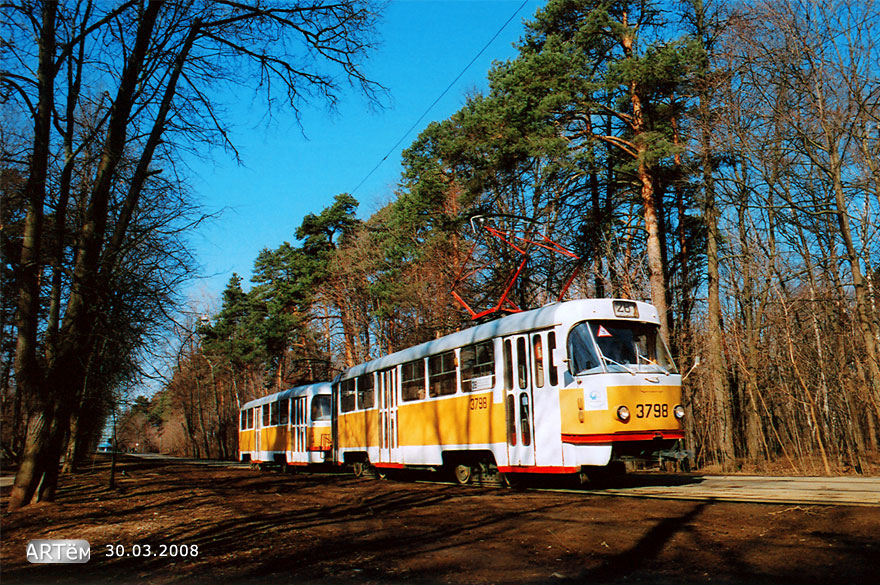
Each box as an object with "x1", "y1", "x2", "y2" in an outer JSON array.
[
  {"x1": 131, "y1": 452, "x2": 251, "y2": 469},
  {"x1": 0, "y1": 453, "x2": 248, "y2": 488},
  {"x1": 127, "y1": 453, "x2": 880, "y2": 507},
  {"x1": 578, "y1": 475, "x2": 880, "y2": 507}
]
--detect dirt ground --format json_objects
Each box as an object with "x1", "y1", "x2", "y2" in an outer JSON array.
[{"x1": 2, "y1": 456, "x2": 879, "y2": 585}]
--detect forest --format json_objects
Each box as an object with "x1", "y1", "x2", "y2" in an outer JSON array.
[{"x1": 2, "y1": 0, "x2": 879, "y2": 511}]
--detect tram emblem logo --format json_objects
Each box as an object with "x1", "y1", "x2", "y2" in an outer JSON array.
[{"x1": 585, "y1": 388, "x2": 608, "y2": 411}]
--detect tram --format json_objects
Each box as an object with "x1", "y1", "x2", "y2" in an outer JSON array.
[
  {"x1": 333, "y1": 298, "x2": 684, "y2": 483},
  {"x1": 238, "y1": 382, "x2": 333, "y2": 468}
]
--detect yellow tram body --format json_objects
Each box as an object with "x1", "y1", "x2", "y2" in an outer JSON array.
[
  {"x1": 333, "y1": 299, "x2": 685, "y2": 479},
  {"x1": 238, "y1": 382, "x2": 333, "y2": 466}
]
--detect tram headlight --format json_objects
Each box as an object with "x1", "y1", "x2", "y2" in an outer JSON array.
[
  {"x1": 674, "y1": 405, "x2": 686, "y2": 420},
  {"x1": 616, "y1": 405, "x2": 630, "y2": 422}
]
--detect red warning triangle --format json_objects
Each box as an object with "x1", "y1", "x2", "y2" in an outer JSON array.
[{"x1": 597, "y1": 325, "x2": 612, "y2": 337}]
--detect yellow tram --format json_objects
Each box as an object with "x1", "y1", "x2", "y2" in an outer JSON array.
[
  {"x1": 333, "y1": 298, "x2": 684, "y2": 483},
  {"x1": 238, "y1": 382, "x2": 333, "y2": 468}
]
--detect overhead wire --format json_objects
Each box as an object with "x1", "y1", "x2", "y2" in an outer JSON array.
[{"x1": 350, "y1": 0, "x2": 529, "y2": 196}]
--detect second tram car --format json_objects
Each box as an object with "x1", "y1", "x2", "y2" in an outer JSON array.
[
  {"x1": 239, "y1": 382, "x2": 333, "y2": 468},
  {"x1": 333, "y1": 298, "x2": 684, "y2": 483}
]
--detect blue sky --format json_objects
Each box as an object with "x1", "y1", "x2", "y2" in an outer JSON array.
[{"x1": 186, "y1": 0, "x2": 544, "y2": 305}]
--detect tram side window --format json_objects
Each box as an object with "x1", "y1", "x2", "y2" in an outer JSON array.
[
  {"x1": 382, "y1": 369, "x2": 397, "y2": 404},
  {"x1": 460, "y1": 340, "x2": 495, "y2": 392},
  {"x1": 311, "y1": 395, "x2": 332, "y2": 421},
  {"x1": 240, "y1": 410, "x2": 247, "y2": 431},
  {"x1": 548, "y1": 332, "x2": 559, "y2": 386},
  {"x1": 429, "y1": 351, "x2": 457, "y2": 397},
  {"x1": 517, "y1": 337, "x2": 528, "y2": 389},
  {"x1": 280, "y1": 399, "x2": 289, "y2": 425},
  {"x1": 357, "y1": 374, "x2": 375, "y2": 409},
  {"x1": 402, "y1": 359, "x2": 426, "y2": 402},
  {"x1": 506, "y1": 395, "x2": 517, "y2": 446},
  {"x1": 504, "y1": 339, "x2": 513, "y2": 389},
  {"x1": 340, "y1": 378, "x2": 356, "y2": 413},
  {"x1": 262, "y1": 404, "x2": 270, "y2": 426},
  {"x1": 533, "y1": 335, "x2": 544, "y2": 388},
  {"x1": 270, "y1": 401, "x2": 280, "y2": 426}
]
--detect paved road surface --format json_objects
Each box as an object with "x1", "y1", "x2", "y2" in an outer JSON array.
[{"x1": 579, "y1": 474, "x2": 880, "y2": 507}]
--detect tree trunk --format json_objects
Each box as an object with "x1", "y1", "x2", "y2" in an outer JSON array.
[
  {"x1": 10, "y1": 1, "x2": 162, "y2": 509},
  {"x1": 8, "y1": 410, "x2": 51, "y2": 510},
  {"x1": 703, "y1": 117, "x2": 735, "y2": 470},
  {"x1": 828, "y1": 146, "x2": 880, "y2": 422},
  {"x1": 621, "y1": 21, "x2": 671, "y2": 341},
  {"x1": 9, "y1": 1, "x2": 57, "y2": 512}
]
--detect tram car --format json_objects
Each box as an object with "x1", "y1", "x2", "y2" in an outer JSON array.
[
  {"x1": 333, "y1": 298, "x2": 685, "y2": 483},
  {"x1": 238, "y1": 382, "x2": 333, "y2": 468}
]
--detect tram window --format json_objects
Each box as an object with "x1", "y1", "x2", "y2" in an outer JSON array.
[
  {"x1": 262, "y1": 404, "x2": 270, "y2": 426},
  {"x1": 506, "y1": 394, "x2": 517, "y2": 446},
  {"x1": 548, "y1": 332, "x2": 558, "y2": 386},
  {"x1": 271, "y1": 401, "x2": 280, "y2": 426},
  {"x1": 504, "y1": 340, "x2": 513, "y2": 389},
  {"x1": 382, "y1": 369, "x2": 397, "y2": 404},
  {"x1": 429, "y1": 351, "x2": 457, "y2": 397},
  {"x1": 460, "y1": 340, "x2": 495, "y2": 392},
  {"x1": 248, "y1": 408, "x2": 254, "y2": 429},
  {"x1": 517, "y1": 338, "x2": 528, "y2": 389},
  {"x1": 592, "y1": 320, "x2": 678, "y2": 374},
  {"x1": 533, "y1": 335, "x2": 544, "y2": 388},
  {"x1": 311, "y1": 395, "x2": 332, "y2": 421},
  {"x1": 567, "y1": 322, "x2": 602, "y2": 375},
  {"x1": 240, "y1": 411, "x2": 246, "y2": 431},
  {"x1": 520, "y1": 393, "x2": 532, "y2": 446},
  {"x1": 357, "y1": 374, "x2": 375, "y2": 409},
  {"x1": 402, "y1": 359, "x2": 427, "y2": 402},
  {"x1": 340, "y1": 378, "x2": 356, "y2": 413},
  {"x1": 280, "y1": 399, "x2": 289, "y2": 425}
]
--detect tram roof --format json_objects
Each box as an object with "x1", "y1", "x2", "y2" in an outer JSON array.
[
  {"x1": 340, "y1": 298, "x2": 658, "y2": 380},
  {"x1": 241, "y1": 381, "x2": 332, "y2": 411}
]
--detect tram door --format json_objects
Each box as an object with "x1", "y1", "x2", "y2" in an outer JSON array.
[
  {"x1": 291, "y1": 397, "x2": 307, "y2": 461},
  {"x1": 504, "y1": 335, "x2": 536, "y2": 467},
  {"x1": 378, "y1": 368, "x2": 399, "y2": 464}
]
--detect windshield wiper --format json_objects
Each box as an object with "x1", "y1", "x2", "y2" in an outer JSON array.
[
  {"x1": 599, "y1": 354, "x2": 637, "y2": 375},
  {"x1": 637, "y1": 350, "x2": 670, "y2": 375}
]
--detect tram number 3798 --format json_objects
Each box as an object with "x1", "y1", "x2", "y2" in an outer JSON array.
[
  {"x1": 636, "y1": 403, "x2": 670, "y2": 418},
  {"x1": 469, "y1": 396, "x2": 489, "y2": 410}
]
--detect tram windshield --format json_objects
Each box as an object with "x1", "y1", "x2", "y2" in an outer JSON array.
[{"x1": 567, "y1": 320, "x2": 678, "y2": 375}]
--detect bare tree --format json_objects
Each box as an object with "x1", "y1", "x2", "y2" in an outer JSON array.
[{"x1": 3, "y1": 0, "x2": 383, "y2": 510}]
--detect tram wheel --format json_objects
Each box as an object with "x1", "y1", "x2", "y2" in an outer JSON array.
[{"x1": 454, "y1": 464, "x2": 473, "y2": 485}]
